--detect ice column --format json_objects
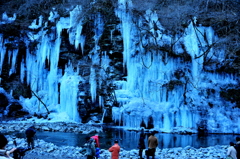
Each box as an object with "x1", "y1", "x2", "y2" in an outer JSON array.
[
  {"x1": 0, "y1": 35, "x2": 6, "y2": 76},
  {"x1": 59, "y1": 63, "x2": 81, "y2": 122},
  {"x1": 89, "y1": 13, "x2": 104, "y2": 102},
  {"x1": 8, "y1": 49, "x2": 18, "y2": 76}
]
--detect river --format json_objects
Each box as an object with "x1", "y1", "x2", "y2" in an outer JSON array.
[{"x1": 11, "y1": 127, "x2": 238, "y2": 150}]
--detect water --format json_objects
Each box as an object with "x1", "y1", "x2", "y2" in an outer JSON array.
[{"x1": 11, "y1": 128, "x2": 238, "y2": 150}]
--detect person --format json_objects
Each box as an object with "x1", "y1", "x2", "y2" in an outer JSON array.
[
  {"x1": 84, "y1": 136, "x2": 96, "y2": 159},
  {"x1": 146, "y1": 132, "x2": 158, "y2": 159},
  {"x1": 25, "y1": 126, "x2": 36, "y2": 149},
  {"x1": 108, "y1": 140, "x2": 120, "y2": 159},
  {"x1": 227, "y1": 142, "x2": 237, "y2": 159},
  {"x1": 91, "y1": 134, "x2": 100, "y2": 148},
  {"x1": 91, "y1": 134, "x2": 100, "y2": 158},
  {"x1": 0, "y1": 133, "x2": 16, "y2": 159},
  {"x1": 138, "y1": 128, "x2": 146, "y2": 159},
  {"x1": 235, "y1": 137, "x2": 240, "y2": 159}
]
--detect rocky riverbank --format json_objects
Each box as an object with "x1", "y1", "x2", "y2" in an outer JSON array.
[
  {"x1": 0, "y1": 121, "x2": 103, "y2": 134},
  {"x1": 5, "y1": 137, "x2": 229, "y2": 159},
  {"x1": 1, "y1": 121, "x2": 230, "y2": 159}
]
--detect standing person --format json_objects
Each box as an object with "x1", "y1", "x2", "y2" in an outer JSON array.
[
  {"x1": 91, "y1": 134, "x2": 100, "y2": 158},
  {"x1": 25, "y1": 126, "x2": 36, "y2": 149},
  {"x1": 108, "y1": 140, "x2": 120, "y2": 159},
  {"x1": 138, "y1": 128, "x2": 145, "y2": 159},
  {"x1": 91, "y1": 134, "x2": 100, "y2": 148},
  {"x1": 0, "y1": 133, "x2": 16, "y2": 159},
  {"x1": 85, "y1": 136, "x2": 96, "y2": 159},
  {"x1": 227, "y1": 142, "x2": 237, "y2": 159},
  {"x1": 146, "y1": 132, "x2": 158, "y2": 159},
  {"x1": 235, "y1": 137, "x2": 240, "y2": 159}
]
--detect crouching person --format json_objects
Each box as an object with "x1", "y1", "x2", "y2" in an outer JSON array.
[{"x1": 0, "y1": 133, "x2": 16, "y2": 159}]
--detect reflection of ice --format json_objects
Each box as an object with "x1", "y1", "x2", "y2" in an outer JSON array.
[{"x1": 12, "y1": 128, "x2": 239, "y2": 150}]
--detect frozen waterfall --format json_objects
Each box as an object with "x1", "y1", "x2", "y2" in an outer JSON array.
[
  {"x1": 112, "y1": 0, "x2": 239, "y2": 133},
  {"x1": 0, "y1": 2, "x2": 239, "y2": 134}
]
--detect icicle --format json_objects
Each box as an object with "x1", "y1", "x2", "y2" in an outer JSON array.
[
  {"x1": 9, "y1": 49, "x2": 18, "y2": 76},
  {"x1": 20, "y1": 59, "x2": 25, "y2": 83},
  {"x1": 0, "y1": 35, "x2": 6, "y2": 75},
  {"x1": 101, "y1": 108, "x2": 106, "y2": 123},
  {"x1": 90, "y1": 67, "x2": 97, "y2": 102},
  {"x1": 75, "y1": 24, "x2": 83, "y2": 50},
  {"x1": 80, "y1": 35, "x2": 85, "y2": 55},
  {"x1": 69, "y1": 5, "x2": 82, "y2": 46},
  {"x1": 89, "y1": 13, "x2": 105, "y2": 103}
]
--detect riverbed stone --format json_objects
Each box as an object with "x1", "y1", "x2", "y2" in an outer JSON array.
[{"x1": 0, "y1": 121, "x2": 103, "y2": 134}]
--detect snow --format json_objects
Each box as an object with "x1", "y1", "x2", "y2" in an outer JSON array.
[
  {"x1": 0, "y1": 12, "x2": 16, "y2": 24},
  {"x1": 29, "y1": 16, "x2": 43, "y2": 29},
  {"x1": 48, "y1": 9, "x2": 59, "y2": 22}
]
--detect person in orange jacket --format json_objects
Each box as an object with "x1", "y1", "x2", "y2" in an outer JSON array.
[{"x1": 108, "y1": 140, "x2": 120, "y2": 159}]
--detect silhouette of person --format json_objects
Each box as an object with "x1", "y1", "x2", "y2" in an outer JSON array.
[
  {"x1": 85, "y1": 136, "x2": 96, "y2": 159},
  {"x1": 138, "y1": 128, "x2": 146, "y2": 159},
  {"x1": 25, "y1": 126, "x2": 36, "y2": 149},
  {"x1": 235, "y1": 137, "x2": 240, "y2": 159}
]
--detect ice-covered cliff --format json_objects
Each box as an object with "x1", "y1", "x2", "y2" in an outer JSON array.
[{"x1": 0, "y1": 0, "x2": 239, "y2": 133}]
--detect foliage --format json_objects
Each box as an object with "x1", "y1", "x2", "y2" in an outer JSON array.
[
  {"x1": 28, "y1": 40, "x2": 39, "y2": 54},
  {"x1": 0, "y1": 24, "x2": 21, "y2": 38},
  {"x1": 0, "y1": 0, "x2": 68, "y2": 27},
  {"x1": 163, "y1": 80, "x2": 183, "y2": 91},
  {"x1": 220, "y1": 88, "x2": 240, "y2": 108}
]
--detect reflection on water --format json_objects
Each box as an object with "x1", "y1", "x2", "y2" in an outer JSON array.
[{"x1": 12, "y1": 128, "x2": 239, "y2": 150}]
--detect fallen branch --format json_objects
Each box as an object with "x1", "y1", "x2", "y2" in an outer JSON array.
[{"x1": 31, "y1": 90, "x2": 50, "y2": 114}]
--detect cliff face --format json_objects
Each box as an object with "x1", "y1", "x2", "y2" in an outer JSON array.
[{"x1": 0, "y1": 0, "x2": 239, "y2": 133}]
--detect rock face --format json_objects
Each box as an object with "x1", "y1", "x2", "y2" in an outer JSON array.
[
  {"x1": 0, "y1": 92, "x2": 28, "y2": 118},
  {"x1": 0, "y1": 93, "x2": 8, "y2": 110}
]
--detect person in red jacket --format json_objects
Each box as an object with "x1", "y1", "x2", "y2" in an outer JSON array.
[
  {"x1": 91, "y1": 134, "x2": 100, "y2": 148},
  {"x1": 108, "y1": 140, "x2": 120, "y2": 159}
]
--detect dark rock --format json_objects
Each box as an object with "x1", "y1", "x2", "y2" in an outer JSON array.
[
  {"x1": 0, "y1": 93, "x2": 9, "y2": 110},
  {"x1": 7, "y1": 102, "x2": 24, "y2": 117}
]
